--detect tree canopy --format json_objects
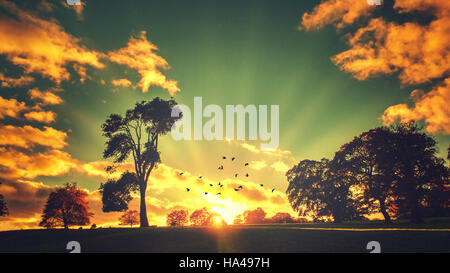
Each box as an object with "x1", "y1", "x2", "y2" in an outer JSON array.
[
  {"x1": 286, "y1": 122, "x2": 449, "y2": 223},
  {"x1": 166, "y1": 209, "x2": 189, "y2": 226},
  {"x1": 39, "y1": 183, "x2": 92, "y2": 229},
  {"x1": 0, "y1": 182, "x2": 8, "y2": 217},
  {"x1": 101, "y1": 98, "x2": 180, "y2": 227}
]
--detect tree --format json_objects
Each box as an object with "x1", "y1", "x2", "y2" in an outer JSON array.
[
  {"x1": 388, "y1": 122, "x2": 449, "y2": 223},
  {"x1": 119, "y1": 210, "x2": 139, "y2": 228},
  {"x1": 286, "y1": 159, "x2": 366, "y2": 223},
  {"x1": 0, "y1": 182, "x2": 8, "y2": 217},
  {"x1": 102, "y1": 98, "x2": 180, "y2": 227},
  {"x1": 99, "y1": 171, "x2": 139, "y2": 212},
  {"x1": 166, "y1": 210, "x2": 188, "y2": 226},
  {"x1": 270, "y1": 212, "x2": 294, "y2": 223},
  {"x1": 190, "y1": 208, "x2": 212, "y2": 226},
  {"x1": 39, "y1": 183, "x2": 92, "y2": 229},
  {"x1": 233, "y1": 214, "x2": 243, "y2": 225},
  {"x1": 333, "y1": 127, "x2": 397, "y2": 223},
  {"x1": 243, "y1": 208, "x2": 266, "y2": 224}
]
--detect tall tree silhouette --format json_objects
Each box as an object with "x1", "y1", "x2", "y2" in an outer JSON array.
[
  {"x1": 286, "y1": 159, "x2": 366, "y2": 223},
  {"x1": 0, "y1": 182, "x2": 8, "y2": 216},
  {"x1": 102, "y1": 98, "x2": 180, "y2": 228},
  {"x1": 39, "y1": 183, "x2": 92, "y2": 229},
  {"x1": 334, "y1": 127, "x2": 397, "y2": 223},
  {"x1": 389, "y1": 122, "x2": 449, "y2": 223}
]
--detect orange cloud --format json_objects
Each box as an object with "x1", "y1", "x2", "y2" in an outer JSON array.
[
  {"x1": 301, "y1": 0, "x2": 450, "y2": 135},
  {"x1": 0, "y1": 96, "x2": 29, "y2": 119},
  {"x1": 0, "y1": 73, "x2": 34, "y2": 88},
  {"x1": 0, "y1": 125, "x2": 67, "y2": 149},
  {"x1": 24, "y1": 110, "x2": 57, "y2": 124},
  {"x1": 111, "y1": 78, "x2": 133, "y2": 88},
  {"x1": 108, "y1": 31, "x2": 180, "y2": 96},
  {"x1": 382, "y1": 77, "x2": 450, "y2": 134},
  {"x1": 28, "y1": 88, "x2": 64, "y2": 105},
  {"x1": 300, "y1": 0, "x2": 378, "y2": 30},
  {"x1": 0, "y1": 0, "x2": 104, "y2": 84},
  {"x1": 0, "y1": 147, "x2": 78, "y2": 179},
  {"x1": 331, "y1": 16, "x2": 450, "y2": 85}
]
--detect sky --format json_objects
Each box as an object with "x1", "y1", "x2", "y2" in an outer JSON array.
[{"x1": 0, "y1": 0, "x2": 449, "y2": 230}]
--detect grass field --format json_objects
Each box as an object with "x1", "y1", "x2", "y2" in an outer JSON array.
[{"x1": 1, "y1": 219, "x2": 449, "y2": 253}]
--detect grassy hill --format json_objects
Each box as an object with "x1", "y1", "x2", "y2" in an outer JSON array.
[{"x1": 1, "y1": 219, "x2": 449, "y2": 253}]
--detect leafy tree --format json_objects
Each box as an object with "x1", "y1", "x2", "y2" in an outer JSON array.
[
  {"x1": 286, "y1": 159, "x2": 366, "y2": 223},
  {"x1": 270, "y1": 212, "x2": 294, "y2": 223},
  {"x1": 119, "y1": 210, "x2": 139, "y2": 228},
  {"x1": 233, "y1": 214, "x2": 243, "y2": 225},
  {"x1": 99, "y1": 171, "x2": 138, "y2": 212},
  {"x1": 333, "y1": 127, "x2": 397, "y2": 223},
  {"x1": 0, "y1": 182, "x2": 8, "y2": 217},
  {"x1": 166, "y1": 209, "x2": 188, "y2": 226},
  {"x1": 243, "y1": 207, "x2": 266, "y2": 224},
  {"x1": 389, "y1": 122, "x2": 449, "y2": 223},
  {"x1": 102, "y1": 98, "x2": 180, "y2": 227},
  {"x1": 190, "y1": 207, "x2": 212, "y2": 226},
  {"x1": 39, "y1": 183, "x2": 92, "y2": 229}
]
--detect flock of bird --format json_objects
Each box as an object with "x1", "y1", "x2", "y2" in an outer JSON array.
[{"x1": 182, "y1": 155, "x2": 276, "y2": 197}]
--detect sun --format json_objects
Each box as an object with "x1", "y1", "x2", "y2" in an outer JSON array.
[{"x1": 214, "y1": 216, "x2": 222, "y2": 224}]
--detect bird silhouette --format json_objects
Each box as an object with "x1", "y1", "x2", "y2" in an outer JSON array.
[
  {"x1": 222, "y1": 156, "x2": 226, "y2": 159},
  {"x1": 179, "y1": 172, "x2": 184, "y2": 175},
  {"x1": 204, "y1": 192, "x2": 208, "y2": 195},
  {"x1": 231, "y1": 157, "x2": 235, "y2": 161},
  {"x1": 234, "y1": 188, "x2": 239, "y2": 191},
  {"x1": 245, "y1": 173, "x2": 249, "y2": 177},
  {"x1": 216, "y1": 193, "x2": 221, "y2": 195},
  {"x1": 199, "y1": 176, "x2": 202, "y2": 179},
  {"x1": 186, "y1": 188, "x2": 190, "y2": 192},
  {"x1": 245, "y1": 163, "x2": 249, "y2": 166},
  {"x1": 209, "y1": 184, "x2": 213, "y2": 187},
  {"x1": 260, "y1": 184, "x2": 263, "y2": 187},
  {"x1": 218, "y1": 165, "x2": 223, "y2": 170},
  {"x1": 238, "y1": 185, "x2": 243, "y2": 189},
  {"x1": 219, "y1": 184, "x2": 223, "y2": 188},
  {"x1": 272, "y1": 188, "x2": 275, "y2": 192},
  {"x1": 234, "y1": 174, "x2": 238, "y2": 178}
]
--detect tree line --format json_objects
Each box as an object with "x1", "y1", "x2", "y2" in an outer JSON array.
[
  {"x1": 286, "y1": 122, "x2": 449, "y2": 224},
  {"x1": 165, "y1": 207, "x2": 307, "y2": 227}
]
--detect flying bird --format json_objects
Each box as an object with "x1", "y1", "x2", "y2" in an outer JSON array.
[
  {"x1": 245, "y1": 163, "x2": 249, "y2": 166},
  {"x1": 210, "y1": 184, "x2": 213, "y2": 187},
  {"x1": 272, "y1": 188, "x2": 275, "y2": 192},
  {"x1": 231, "y1": 157, "x2": 235, "y2": 161},
  {"x1": 204, "y1": 192, "x2": 208, "y2": 195},
  {"x1": 179, "y1": 172, "x2": 184, "y2": 175},
  {"x1": 199, "y1": 176, "x2": 202, "y2": 179},
  {"x1": 186, "y1": 188, "x2": 190, "y2": 192},
  {"x1": 234, "y1": 174, "x2": 238, "y2": 178},
  {"x1": 238, "y1": 185, "x2": 243, "y2": 189},
  {"x1": 260, "y1": 184, "x2": 263, "y2": 187},
  {"x1": 234, "y1": 188, "x2": 239, "y2": 191},
  {"x1": 222, "y1": 156, "x2": 226, "y2": 159},
  {"x1": 216, "y1": 193, "x2": 221, "y2": 195},
  {"x1": 245, "y1": 173, "x2": 249, "y2": 177}
]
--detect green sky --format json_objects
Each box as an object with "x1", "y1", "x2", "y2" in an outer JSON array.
[{"x1": 1, "y1": 0, "x2": 449, "y2": 193}]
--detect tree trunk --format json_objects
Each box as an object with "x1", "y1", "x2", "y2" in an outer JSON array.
[
  {"x1": 139, "y1": 183, "x2": 149, "y2": 228},
  {"x1": 379, "y1": 198, "x2": 392, "y2": 224}
]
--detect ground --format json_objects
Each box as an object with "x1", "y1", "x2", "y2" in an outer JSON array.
[{"x1": 1, "y1": 218, "x2": 449, "y2": 253}]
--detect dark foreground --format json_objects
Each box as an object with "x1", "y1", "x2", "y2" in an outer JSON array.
[{"x1": 1, "y1": 221, "x2": 450, "y2": 253}]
